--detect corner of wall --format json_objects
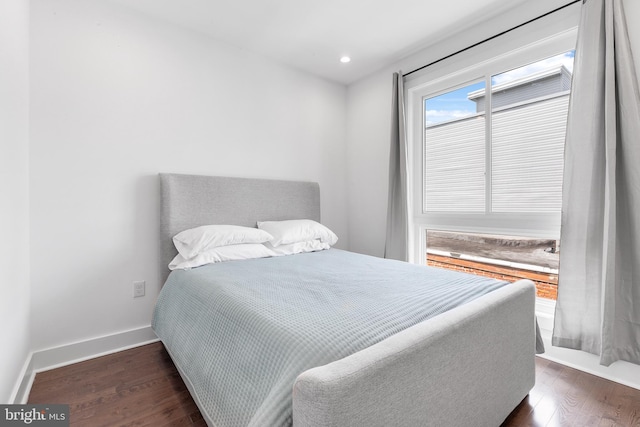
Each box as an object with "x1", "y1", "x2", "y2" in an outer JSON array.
[{"x1": 0, "y1": 0, "x2": 31, "y2": 405}]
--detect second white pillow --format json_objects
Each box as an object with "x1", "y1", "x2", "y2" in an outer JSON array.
[{"x1": 257, "y1": 219, "x2": 338, "y2": 247}]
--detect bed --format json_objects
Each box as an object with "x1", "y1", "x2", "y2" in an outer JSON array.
[{"x1": 153, "y1": 173, "x2": 538, "y2": 427}]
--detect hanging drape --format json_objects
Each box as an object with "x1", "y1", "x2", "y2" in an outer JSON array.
[
  {"x1": 384, "y1": 72, "x2": 409, "y2": 261},
  {"x1": 552, "y1": 0, "x2": 640, "y2": 366}
]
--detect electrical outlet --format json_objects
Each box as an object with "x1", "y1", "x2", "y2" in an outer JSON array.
[{"x1": 133, "y1": 281, "x2": 146, "y2": 298}]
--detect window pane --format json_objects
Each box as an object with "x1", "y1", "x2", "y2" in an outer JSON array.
[
  {"x1": 424, "y1": 82, "x2": 486, "y2": 213},
  {"x1": 490, "y1": 51, "x2": 574, "y2": 213},
  {"x1": 426, "y1": 229, "x2": 559, "y2": 300}
]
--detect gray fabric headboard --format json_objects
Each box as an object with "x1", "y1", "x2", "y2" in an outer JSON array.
[{"x1": 159, "y1": 173, "x2": 321, "y2": 284}]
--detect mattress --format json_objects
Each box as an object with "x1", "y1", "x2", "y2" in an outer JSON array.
[{"x1": 152, "y1": 249, "x2": 510, "y2": 427}]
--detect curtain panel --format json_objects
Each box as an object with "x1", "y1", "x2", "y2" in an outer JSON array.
[
  {"x1": 552, "y1": 0, "x2": 640, "y2": 366},
  {"x1": 384, "y1": 72, "x2": 409, "y2": 262}
]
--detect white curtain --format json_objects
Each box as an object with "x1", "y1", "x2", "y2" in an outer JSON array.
[
  {"x1": 552, "y1": 0, "x2": 640, "y2": 366},
  {"x1": 384, "y1": 72, "x2": 409, "y2": 261}
]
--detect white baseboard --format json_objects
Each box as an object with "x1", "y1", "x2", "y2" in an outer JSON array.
[
  {"x1": 12, "y1": 326, "x2": 158, "y2": 404},
  {"x1": 535, "y1": 298, "x2": 640, "y2": 391},
  {"x1": 8, "y1": 351, "x2": 34, "y2": 405}
]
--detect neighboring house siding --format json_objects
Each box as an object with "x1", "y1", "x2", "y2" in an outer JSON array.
[
  {"x1": 424, "y1": 93, "x2": 568, "y2": 214},
  {"x1": 474, "y1": 74, "x2": 568, "y2": 112},
  {"x1": 470, "y1": 66, "x2": 572, "y2": 112},
  {"x1": 425, "y1": 115, "x2": 485, "y2": 212},
  {"x1": 560, "y1": 71, "x2": 572, "y2": 91},
  {"x1": 492, "y1": 93, "x2": 569, "y2": 212}
]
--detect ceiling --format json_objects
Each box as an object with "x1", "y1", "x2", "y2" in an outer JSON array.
[{"x1": 109, "y1": 0, "x2": 535, "y2": 85}]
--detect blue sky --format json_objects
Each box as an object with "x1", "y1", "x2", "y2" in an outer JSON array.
[
  {"x1": 425, "y1": 81, "x2": 485, "y2": 126},
  {"x1": 425, "y1": 50, "x2": 575, "y2": 126}
]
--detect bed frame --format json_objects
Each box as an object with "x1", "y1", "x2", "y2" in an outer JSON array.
[{"x1": 159, "y1": 173, "x2": 536, "y2": 427}]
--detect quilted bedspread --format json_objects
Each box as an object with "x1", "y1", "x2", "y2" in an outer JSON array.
[{"x1": 152, "y1": 249, "x2": 508, "y2": 427}]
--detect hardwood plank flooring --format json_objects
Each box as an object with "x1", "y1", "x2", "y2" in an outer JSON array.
[
  {"x1": 28, "y1": 342, "x2": 640, "y2": 426},
  {"x1": 28, "y1": 342, "x2": 206, "y2": 427},
  {"x1": 501, "y1": 357, "x2": 640, "y2": 427}
]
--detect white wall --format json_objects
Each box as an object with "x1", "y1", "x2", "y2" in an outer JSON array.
[
  {"x1": 0, "y1": 0, "x2": 30, "y2": 403},
  {"x1": 29, "y1": 0, "x2": 348, "y2": 352}
]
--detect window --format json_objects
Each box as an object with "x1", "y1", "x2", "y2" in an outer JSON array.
[
  {"x1": 406, "y1": 24, "x2": 577, "y2": 271},
  {"x1": 423, "y1": 51, "x2": 573, "y2": 215},
  {"x1": 426, "y1": 230, "x2": 560, "y2": 300}
]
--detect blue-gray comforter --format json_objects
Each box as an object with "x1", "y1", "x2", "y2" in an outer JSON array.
[{"x1": 152, "y1": 249, "x2": 508, "y2": 427}]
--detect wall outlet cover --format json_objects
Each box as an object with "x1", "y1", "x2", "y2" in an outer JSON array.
[{"x1": 133, "y1": 281, "x2": 145, "y2": 298}]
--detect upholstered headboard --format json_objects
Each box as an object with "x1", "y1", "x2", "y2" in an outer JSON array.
[{"x1": 159, "y1": 173, "x2": 321, "y2": 283}]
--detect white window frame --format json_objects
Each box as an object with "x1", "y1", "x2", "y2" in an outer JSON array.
[{"x1": 406, "y1": 22, "x2": 578, "y2": 266}]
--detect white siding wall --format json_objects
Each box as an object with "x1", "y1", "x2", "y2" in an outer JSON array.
[
  {"x1": 492, "y1": 94, "x2": 568, "y2": 212},
  {"x1": 424, "y1": 115, "x2": 485, "y2": 212},
  {"x1": 423, "y1": 93, "x2": 568, "y2": 214}
]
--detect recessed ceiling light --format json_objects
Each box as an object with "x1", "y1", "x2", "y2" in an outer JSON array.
[{"x1": 340, "y1": 56, "x2": 351, "y2": 63}]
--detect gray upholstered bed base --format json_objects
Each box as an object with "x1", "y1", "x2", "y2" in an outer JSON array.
[
  {"x1": 293, "y1": 279, "x2": 536, "y2": 427},
  {"x1": 158, "y1": 173, "x2": 535, "y2": 427}
]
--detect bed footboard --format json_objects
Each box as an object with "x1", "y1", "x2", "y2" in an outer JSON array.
[{"x1": 292, "y1": 279, "x2": 536, "y2": 427}]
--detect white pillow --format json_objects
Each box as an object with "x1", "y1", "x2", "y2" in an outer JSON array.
[
  {"x1": 169, "y1": 243, "x2": 274, "y2": 270},
  {"x1": 257, "y1": 219, "x2": 338, "y2": 247},
  {"x1": 173, "y1": 225, "x2": 273, "y2": 260},
  {"x1": 265, "y1": 240, "x2": 331, "y2": 256}
]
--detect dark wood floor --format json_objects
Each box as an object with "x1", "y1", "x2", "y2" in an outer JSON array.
[
  {"x1": 501, "y1": 357, "x2": 640, "y2": 427},
  {"x1": 28, "y1": 342, "x2": 640, "y2": 426},
  {"x1": 28, "y1": 342, "x2": 206, "y2": 426}
]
